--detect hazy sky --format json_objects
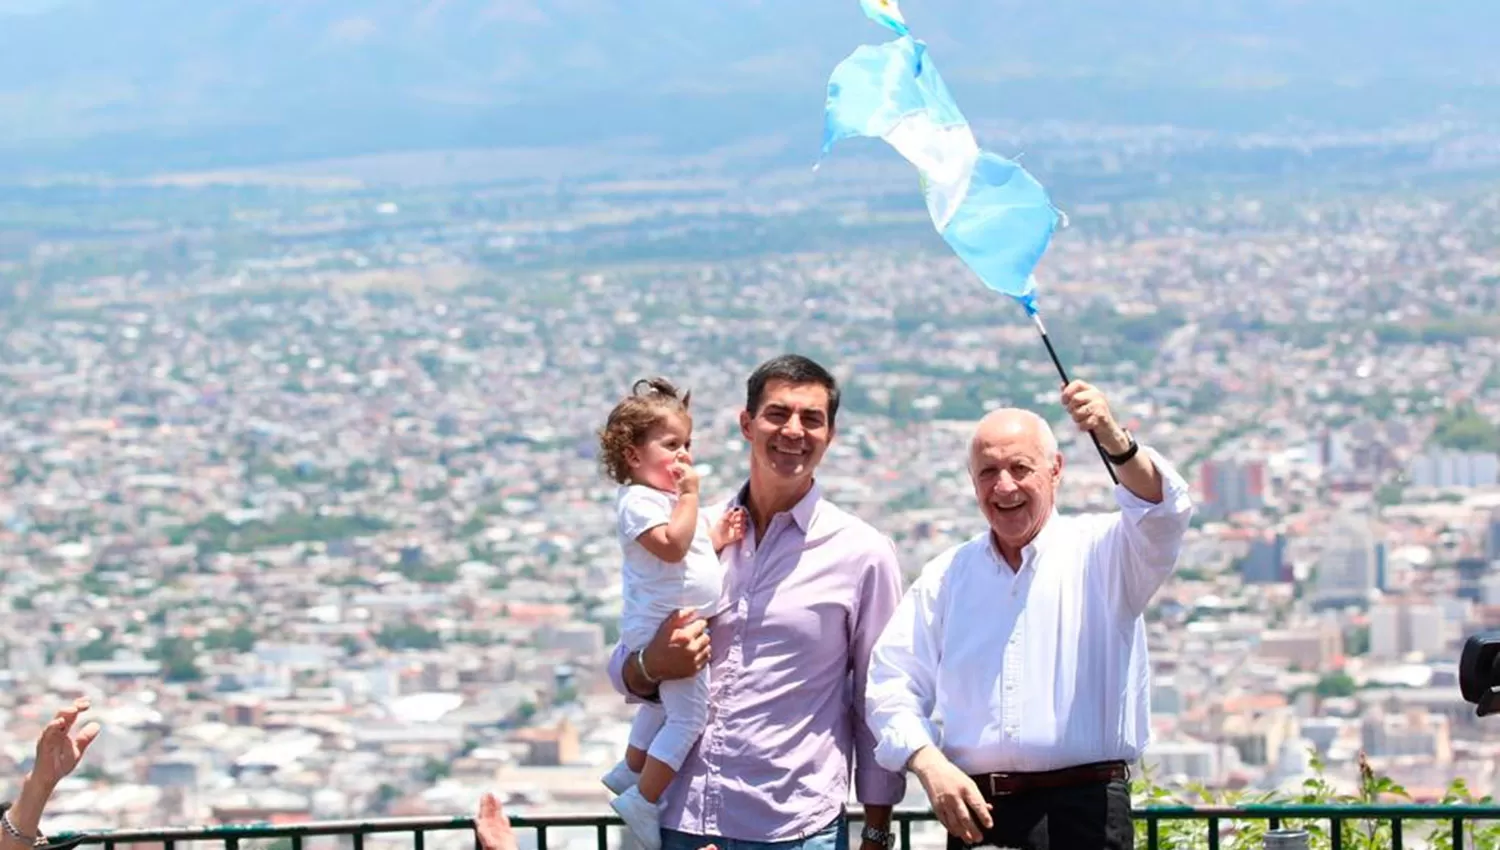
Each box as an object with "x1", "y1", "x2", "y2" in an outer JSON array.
[{"x1": 2, "y1": 1, "x2": 1496, "y2": 174}]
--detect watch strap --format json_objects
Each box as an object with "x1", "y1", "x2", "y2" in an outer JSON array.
[{"x1": 1104, "y1": 432, "x2": 1139, "y2": 466}]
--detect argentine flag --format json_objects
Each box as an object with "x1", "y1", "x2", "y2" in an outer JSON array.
[
  {"x1": 821, "y1": 27, "x2": 1058, "y2": 314},
  {"x1": 859, "y1": 0, "x2": 909, "y2": 35}
]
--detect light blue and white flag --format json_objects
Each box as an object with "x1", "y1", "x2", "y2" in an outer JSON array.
[
  {"x1": 821, "y1": 17, "x2": 1058, "y2": 314},
  {"x1": 859, "y1": 0, "x2": 909, "y2": 36}
]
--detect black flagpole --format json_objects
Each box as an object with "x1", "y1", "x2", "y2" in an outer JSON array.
[{"x1": 1030, "y1": 311, "x2": 1119, "y2": 485}]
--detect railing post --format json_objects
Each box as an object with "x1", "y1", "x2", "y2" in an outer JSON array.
[{"x1": 1263, "y1": 828, "x2": 1310, "y2": 849}]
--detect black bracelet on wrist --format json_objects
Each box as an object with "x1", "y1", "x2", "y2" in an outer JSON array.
[{"x1": 1104, "y1": 431, "x2": 1139, "y2": 466}]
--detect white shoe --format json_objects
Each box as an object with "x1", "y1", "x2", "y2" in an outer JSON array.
[
  {"x1": 610, "y1": 786, "x2": 662, "y2": 850},
  {"x1": 601, "y1": 760, "x2": 641, "y2": 795}
]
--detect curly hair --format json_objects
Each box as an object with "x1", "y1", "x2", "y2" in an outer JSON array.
[{"x1": 598, "y1": 377, "x2": 693, "y2": 484}]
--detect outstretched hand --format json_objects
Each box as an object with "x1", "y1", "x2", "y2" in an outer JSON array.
[
  {"x1": 31, "y1": 698, "x2": 100, "y2": 789},
  {"x1": 475, "y1": 793, "x2": 516, "y2": 850}
]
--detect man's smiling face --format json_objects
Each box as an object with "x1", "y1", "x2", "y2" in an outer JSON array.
[
  {"x1": 969, "y1": 409, "x2": 1062, "y2": 557},
  {"x1": 740, "y1": 379, "x2": 833, "y2": 488}
]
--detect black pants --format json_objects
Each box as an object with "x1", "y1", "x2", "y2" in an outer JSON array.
[{"x1": 944, "y1": 778, "x2": 1134, "y2": 850}]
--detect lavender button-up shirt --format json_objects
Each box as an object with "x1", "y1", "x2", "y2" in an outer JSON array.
[{"x1": 608, "y1": 483, "x2": 907, "y2": 842}]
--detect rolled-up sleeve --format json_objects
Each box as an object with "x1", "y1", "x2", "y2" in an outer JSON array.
[
  {"x1": 1111, "y1": 445, "x2": 1194, "y2": 618},
  {"x1": 865, "y1": 560, "x2": 944, "y2": 773},
  {"x1": 606, "y1": 640, "x2": 632, "y2": 697},
  {"x1": 849, "y1": 536, "x2": 909, "y2": 804}
]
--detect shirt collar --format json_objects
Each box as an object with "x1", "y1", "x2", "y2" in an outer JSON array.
[
  {"x1": 988, "y1": 509, "x2": 1063, "y2": 571},
  {"x1": 733, "y1": 480, "x2": 822, "y2": 533}
]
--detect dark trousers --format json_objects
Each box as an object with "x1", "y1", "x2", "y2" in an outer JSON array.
[{"x1": 944, "y1": 778, "x2": 1134, "y2": 850}]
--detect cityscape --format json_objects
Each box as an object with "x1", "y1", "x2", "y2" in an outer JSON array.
[{"x1": 3, "y1": 5, "x2": 1500, "y2": 848}]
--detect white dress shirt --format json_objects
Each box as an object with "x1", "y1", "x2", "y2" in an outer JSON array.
[{"x1": 865, "y1": 446, "x2": 1193, "y2": 775}]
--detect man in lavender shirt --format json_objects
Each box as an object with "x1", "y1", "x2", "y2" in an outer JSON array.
[{"x1": 607, "y1": 354, "x2": 907, "y2": 850}]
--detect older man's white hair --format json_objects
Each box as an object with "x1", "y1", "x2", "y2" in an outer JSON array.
[{"x1": 967, "y1": 408, "x2": 1060, "y2": 473}]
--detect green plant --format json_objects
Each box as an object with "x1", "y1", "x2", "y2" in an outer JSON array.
[{"x1": 1133, "y1": 750, "x2": 1500, "y2": 849}]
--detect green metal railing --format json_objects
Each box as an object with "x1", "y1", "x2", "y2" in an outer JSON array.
[
  {"x1": 1134, "y1": 804, "x2": 1500, "y2": 849},
  {"x1": 53, "y1": 805, "x2": 1500, "y2": 850}
]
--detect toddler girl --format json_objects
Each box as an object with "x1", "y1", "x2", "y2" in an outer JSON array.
[{"x1": 596, "y1": 378, "x2": 743, "y2": 850}]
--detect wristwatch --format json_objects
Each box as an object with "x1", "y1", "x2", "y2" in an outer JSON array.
[
  {"x1": 1103, "y1": 431, "x2": 1139, "y2": 466},
  {"x1": 861, "y1": 825, "x2": 895, "y2": 849}
]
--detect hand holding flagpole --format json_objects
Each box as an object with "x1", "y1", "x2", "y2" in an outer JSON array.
[
  {"x1": 821, "y1": 0, "x2": 1119, "y2": 483},
  {"x1": 1030, "y1": 310, "x2": 1119, "y2": 484}
]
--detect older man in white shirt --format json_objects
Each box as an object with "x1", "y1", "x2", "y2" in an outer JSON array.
[{"x1": 865, "y1": 380, "x2": 1193, "y2": 850}]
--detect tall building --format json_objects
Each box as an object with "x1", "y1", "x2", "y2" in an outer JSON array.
[
  {"x1": 1360, "y1": 708, "x2": 1452, "y2": 763},
  {"x1": 1369, "y1": 598, "x2": 1446, "y2": 660},
  {"x1": 1486, "y1": 508, "x2": 1500, "y2": 565},
  {"x1": 1199, "y1": 457, "x2": 1268, "y2": 518},
  {"x1": 1319, "y1": 429, "x2": 1352, "y2": 475},
  {"x1": 1257, "y1": 623, "x2": 1344, "y2": 669},
  {"x1": 1458, "y1": 557, "x2": 1489, "y2": 604},
  {"x1": 1241, "y1": 532, "x2": 1289, "y2": 584},
  {"x1": 1314, "y1": 513, "x2": 1377, "y2": 610},
  {"x1": 1407, "y1": 450, "x2": 1500, "y2": 489}
]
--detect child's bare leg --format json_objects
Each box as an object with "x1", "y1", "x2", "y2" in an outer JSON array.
[
  {"x1": 638, "y1": 756, "x2": 675, "y2": 803},
  {"x1": 625, "y1": 745, "x2": 648, "y2": 773}
]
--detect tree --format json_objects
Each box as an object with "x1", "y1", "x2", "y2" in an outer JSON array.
[
  {"x1": 1344, "y1": 625, "x2": 1370, "y2": 656},
  {"x1": 375, "y1": 623, "x2": 442, "y2": 651},
  {"x1": 1315, "y1": 671, "x2": 1357, "y2": 698},
  {"x1": 421, "y1": 758, "x2": 451, "y2": 783},
  {"x1": 149, "y1": 637, "x2": 203, "y2": 682},
  {"x1": 202, "y1": 625, "x2": 258, "y2": 653},
  {"x1": 77, "y1": 630, "x2": 121, "y2": 662},
  {"x1": 1430, "y1": 404, "x2": 1500, "y2": 453},
  {"x1": 514, "y1": 700, "x2": 538, "y2": 724}
]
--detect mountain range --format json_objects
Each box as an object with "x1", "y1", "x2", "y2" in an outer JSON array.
[{"x1": 3, "y1": 0, "x2": 1498, "y2": 174}]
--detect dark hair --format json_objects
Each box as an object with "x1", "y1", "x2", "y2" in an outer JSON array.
[
  {"x1": 745, "y1": 354, "x2": 840, "y2": 427},
  {"x1": 597, "y1": 378, "x2": 692, "y2": 484}
]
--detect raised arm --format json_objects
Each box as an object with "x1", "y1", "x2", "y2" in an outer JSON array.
[
  {"x1": 624, "y1": 470, "x2": 701, "y2": 564},
  {"x1": 1062, "y1": 379, "x2": 1163, "y2": 504},
  {"x1": 1061, "y1": 380, "x2": 1193, "y2": 617},
  {"x1": 1102, "y1": 443, "x2": 1193, "y2": 619},
  {"x1": 2, "y1": 700, "x2": 99, "y2": 850}
]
